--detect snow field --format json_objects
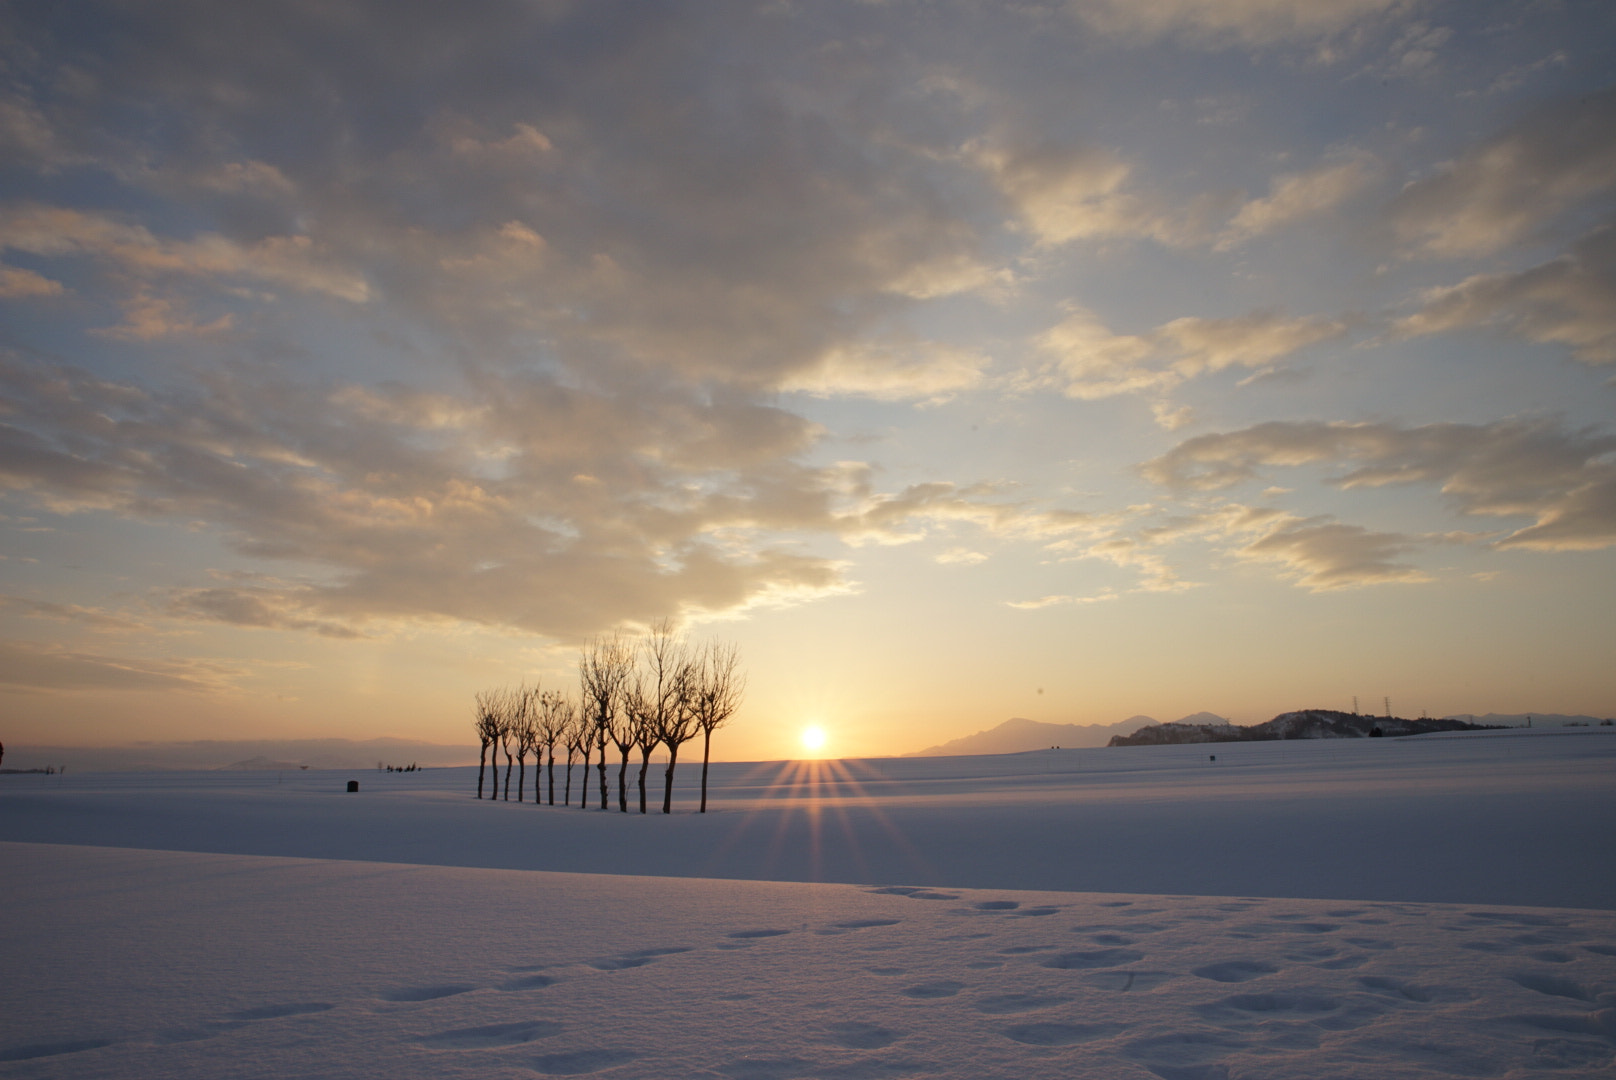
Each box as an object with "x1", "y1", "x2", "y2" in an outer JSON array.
[
  {"x1": 3, "y1": 730, "x2": 1613, "y2": 907},
  {"x1": 2, "y1": 731, "x2": 1614, "y2": 1077},
  {"x1": 2, "y1": 842, "x2": 1614, "y2": 1079}
]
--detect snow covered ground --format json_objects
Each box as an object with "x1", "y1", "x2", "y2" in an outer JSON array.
[{"x1": 3, "y1": 730, "x2": 1614, "y2": 1077}]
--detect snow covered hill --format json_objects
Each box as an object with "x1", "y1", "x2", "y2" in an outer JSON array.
[{"x1": 1108, "y1": 709, "x2": 1496, "y2": 746}]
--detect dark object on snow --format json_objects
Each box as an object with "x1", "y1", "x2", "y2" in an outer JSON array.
[
  {"x1": 1108, "y1": 709, "x2": 1499, "y2": 747},
  {"x1": 346, "y1": 780, "x2": 359, "y2": 792},
  {"x1": 1370, "y1": 727, "x2": 1384, "y2": 737}
]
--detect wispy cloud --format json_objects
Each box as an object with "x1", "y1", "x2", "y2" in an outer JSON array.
[
  {"x1": 1388, "y1": 86, "x2": 1616, "y2": 258},
  {"x1": 1143, "y1": 417, "x2": 1616, "y2": 551},
  {"x1": 1395, "y1": 223, "x2": 1616, "y2": 366}
]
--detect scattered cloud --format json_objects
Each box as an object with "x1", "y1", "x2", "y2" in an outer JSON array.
[
  {"x1": 780, "y1": 341, "x2": 991, "y2": 402},
  {"x1": 1220, "y1": 153, "x2": 1380, "y2": 246},
  {"x1": 838, "y1": 477, "x2": 1104, "y2": 548},
  {"x1": 978, "y1": 142, "x2": 1192, "y2": 247},
  {"x1": 1142, "y1": 417, "x2": 1616, "y2": 551},
  {"x1": 1395, "y1": 223, "x2": 1616, "y2": 366},
  {"x1": 0, "y1": 265, "x2": 63, "y2": 298},
  {"x1": 1235, "y1": 516, "x2": 1428, "y2": 589},
  {"x1": 0, "y1": 204, "x2": 371, "y2": 304},
  {"x1": 164, "y1": 587, "x2": 367, "y2": 639},
  {"x1": 1006, "y1": 591, "x2": 1116, "y2": 610},
  {"x1": 1033, "y1": 308, "x2": 1347, "y2": 399},
  {"x1": 0, "y1": 596, "x2": 144, "y2": 632},
  {"x1": 0, "y1": 639, "x2": 228, "y2": 692},
  {"x1": 1389, "y1": 85, "x2": 1616, "y2": 258}
]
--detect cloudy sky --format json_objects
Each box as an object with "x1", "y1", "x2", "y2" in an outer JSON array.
[{"x1": 2, "y1": 0, "x2": 1613, "y2": 760}]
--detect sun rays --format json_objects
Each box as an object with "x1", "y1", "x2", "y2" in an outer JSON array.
[{"x1": 702, "y1": 755, "x2": 939, "y2": 887}]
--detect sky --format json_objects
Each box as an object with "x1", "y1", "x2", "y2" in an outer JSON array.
[{"x1": 1, "y1": 0, "x2": 1613, "y2": 762}]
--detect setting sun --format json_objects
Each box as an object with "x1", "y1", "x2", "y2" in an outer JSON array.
[{"x1": 799, "y1": 726, "x2": 828, "y2": 757}]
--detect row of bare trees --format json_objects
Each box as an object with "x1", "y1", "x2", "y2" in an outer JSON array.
[{"x1": 472, "y1": 620, "x2": 743, "y2": 814}]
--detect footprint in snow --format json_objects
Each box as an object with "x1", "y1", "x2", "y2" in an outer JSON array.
[
  {"x1": 832, "y1": 919, "x2": 900, "y2": 929},
  {"x1": 972, "y1": 992, "x2": 1072, "y2": 1014},
  {"x1": 1358, "y1": 976, "x2": 1472, "y2": 1004},
  {"x1": 901, "y1": 980, "x2": 965, "y2": 999},
  {"x1": 973, "y1": 900, "x2": 1019, "y2": 910},
  {"x1": 531, "y1": 1048, "x2": 639, "y2": 1075},
  {"x1": 500, "y1": 973, "x2": 559, "y2": 991},
  {"x1": 1122, "y1": 1030, "x2": 1249, "y2": 1069},
  {"x1": 866, "y1": 886, "x2": 960, "y2": 901},
  {"x1": 588, "y1": 946, "x2": 692, "y2": 970},
  {"x1": 728, "y1": 928, "x2": 791, "y2": 939},
  {"x1": 1041, "y1": 948, "x2": 1144, "y2": 970},
  {"x1": 1191, "y1": 960, "x2": 1277, "y2": 983},
  {"x1": 1083, "y1": 971, "x2": 1177, "y2": 992},
  {"x1": 821, "y1": 1021, "x2": 899, "y2": 1049},
  {"x1": 378, "y1": 984, "x2": 475, "y2": 1002},
  {"x1": 224, "y1": 1002, "x2": 334, "y2": 1020},
  {"x1": 1343, "y1": 936, "x2": 1397, "y2": 951},
  {"x1": 0, "y1": 1038, "x2": 116, "y2": 1062},
  {"x1": 717, "y1": 1056, "x2": 817, "y2": 1080},
  {"x1": 1464, "y1": 911, "x2": 1568, "y2": 928},
  {"x1": 1001, "y1": 1021, "x2": 1120, "y2": 1046},
  {"x1": 417, "y1": 1020, "x2": 564, "y2": 1049},
  {"x1": 1194, "y1": 992, "x2": 1343, "y2": 1021},
  {"x1": 1460, "y1": 940, "x2": 1517, "y2": 954}
]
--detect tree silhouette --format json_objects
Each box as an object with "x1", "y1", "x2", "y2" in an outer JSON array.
[
  {"x1": 579, "y1": 633, "x2": 632, "y2": 811},
  {"x1": 512, "y1": 685, "x2": 537, "y2": 802},
  {"x1": 535, "y1": 688, "x2": 571, "y2": 806},
  {"x1": 692, "y1": 641, "x2": 744, "y2": 813},
  {"x1": 472, "y1": 689, "x2": 504, "y2": 799},
  {"x1": 497, "y1": 698, "x2": 516, "y2": 801}
]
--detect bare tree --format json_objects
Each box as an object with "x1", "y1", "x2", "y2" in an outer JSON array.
[
  {"x1": 562, "y1": 699, "x2": 587, "y2": 806},
  {"x1": 472, "y1": 689, "x2": 505, "y2": 799},
  {"x1": 691, "y1": 640, "x2": 744, "y2": 813},
  {"x1": 579, "y1": 632, "x2": 632, "y2": 811},
  {"x1": 608, "y1": 679, "x2": 637, "y2": 813},
  {"x1": 497, "y1": 696, "x2": 516, "y2": 801},
  {"x1": 628, "y1": 676, "x2": 659, "y2": 814},
  {"x1": 535, "y1": 689, "x2": 570, "y2": 806},
  {"x1": 512, "y1": 684, "x2": 537, "y2": 803},
  {"x1": 631, "y1": 619, "x2": 696, "y2": 815}
]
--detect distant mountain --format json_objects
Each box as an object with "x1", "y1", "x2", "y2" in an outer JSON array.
[
  {"x1": 221, "y1": 757, "x2": 310, "y2": 771},
  {"x1": 1442, "y1": 713, "x2": 1614, "y2": 728},
  {"x1": 1108, "y1": 709, "x2": 1498, "y2": 747},
  {"x1": 909, "y1": 713, "x2": 1228, "y2": 756}
]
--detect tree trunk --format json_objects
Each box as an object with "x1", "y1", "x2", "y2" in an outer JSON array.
[
  {"x1": 477, "y1": 740, "x2": 488, "y2": 800},
  {"x1": 578, "y1": 741, "x2": 590, "y2": 808},
  {"x1": 503, "y1": 744, "x2": 513, "y2": 800},
  {"x1": 637, "y1": 748, "x2": 652, "y2": 814},
  {"x1": 596, "y1": 734, "x2": 609, "y2": 809},
  {"x1": 564, "y1": 760, "x2": 573, "y2": 806},
  {"x1": 700, "y1": 728, "x2": 712, "y2": 813},
  {"x1": 517, "y1": 748, "x2": 526, "y2": 803},
  {"x1": 547, "y1": 748, "x2": 556, "y2": 806},
  {"x1": 662, "y1": 743, "x2": 680, "y2": 815},
  {"x1": 616, "y1": 746, "x2": 630, "y2": 812}
]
